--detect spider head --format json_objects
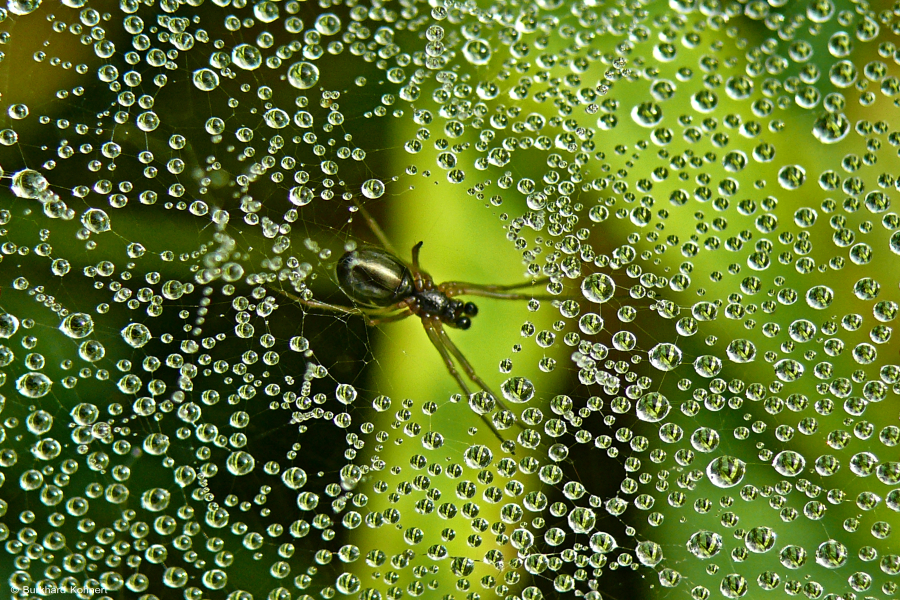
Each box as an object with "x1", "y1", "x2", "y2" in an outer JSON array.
[{"x1": 453, "y1": 302, "x2": 478, "y2": 329}]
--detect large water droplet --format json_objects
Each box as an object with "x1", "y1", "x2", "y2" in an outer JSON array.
[
  {"x1": 16, "y1": 372, "x2": 53, "y2": 398},
  {"x1": 772, "y1": 450, "x2": 806, "y2": 476},
  {"x1": 648, "y1": 343, "x2": 682, "y2": 371},
  {"x1": 232, "y1": 44, "x2": 262, "y2": 70},
  {"x1": 0, "y1": 313, "x2": 20, "y2": 338},
  {"x1": 122, "y1": 323, "x2": 152, "y2": 348},
  {"x1": 635, "y1": 392, "x2": 670, "y2": 422},
  {"x1": 287, "y1": 61, "x2": 320, "y2": 89},
  {"x1": 192, "y1": 68, "x2": 219, "y2": 91},
  {"x1": 462, "y1": 39, "x2": 491, "y2": 65},
  {"x1": 706, "y1": 455, "x2": 746, "y2": 488},
  {"x1": 59, "y1": 313, "x2": 94, "y2": 339},
  {"x1": 581, "y1": 273, "x2": 615, "y2": 303},
  {"x1": 11, "y1": 169, "x2": 48, "y2": 199},
  {"x1": 361, "y1": 179, "x2": 384, "y2": 199}
]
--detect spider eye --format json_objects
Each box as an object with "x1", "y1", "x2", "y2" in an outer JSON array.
[
  {"x1": 457, "y1": 317, "x2": 472, "y2": 330},
  {"x1": 464, "y1": 302, "x2": 478, "y2": 316}
]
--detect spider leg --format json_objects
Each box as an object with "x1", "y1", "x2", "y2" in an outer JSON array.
[
  {"x1": 457, "y1": 277, "x2": 552, "y2": 292},
  {"x1": 274, "y1": 287, "x2": 397, "y2": 327},
  {"x1": 410, "y1": 241, "x2": 424, "y2": 269},
  {"x1": 422, "y1": 318, "x2": 507, "y2": 445},
  {"x1": 409, "y1": 241, "x2": 435, "y2": 291},
  {"x1": 352, "y1": 198, "x2": 399, "y2": 257},
  {"x1": 422, "y1": 321, "x2": 472, "y2": 396},
  {"x1": 439, "y1": 279, "x2": 555, "y2": 300},
  {"x1": 433, "y1": 325, "x2": 513, "y2": 414},
  {"x1": 367, "y1": 309, "x2": 414, "y2": 326}
]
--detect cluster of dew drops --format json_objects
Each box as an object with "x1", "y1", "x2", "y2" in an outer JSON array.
[{"x1": 1, "y1": 0, "x2": 900, "y2": 599}]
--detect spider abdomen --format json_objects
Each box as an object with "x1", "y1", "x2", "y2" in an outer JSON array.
[{"x1": 337, "y1": 248, "x2": 414, "y2": 307}]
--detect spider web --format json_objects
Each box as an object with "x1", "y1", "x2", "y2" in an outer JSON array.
[{"x1": 1, "y1": 1, "x2": 898, "y2": 600}]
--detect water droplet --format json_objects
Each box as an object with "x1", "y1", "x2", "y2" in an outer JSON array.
[
  {"x1": 0, "y1": 313, "x2": 20, "y2": 338},
  {"x1": 226, "y1": 450, "x2": 256, "y2": 476},
  {"x1": 812, "y1": 112, "x2": 849, "y2": 143},
  {"x1": 581, "y1": 273, "x2": 615, "y2": 303},
  {"x1": 287, "y1": 61, "x2": 320, "y2": 89},
  {"x1": 774, "y1": 359, "x2": 805, "y2": 382},
  {"x1": 635, "y1": 540, "x2": 664, "y2": 567},
  {"x1": 232, "y1": 44, "x2": 262, "y2": 70},
  {"x1": 78, "y1": 340, "x2": 105, "y2": 362},
  {"x1": 649, "y1": 343, "x2": 682, "y2": 371},
  {"x1": 706, "y1": 455, "x2": 746, "y2": 488},
  {"x1": 335, "y1": 383, "x2": 357, "y2": 405},
  {"x1": 314, "y1": 13, "x2": 341, "y2": 35},
  {"x1": 59, "y1": 313, "x2": 94, "y2": 339},
  {"x1": 687, "y1": 530, "x2": 723, "y2": 558},
  {"x1": 360, "y1": 179, "x2": 384, "y2": 199},
  {"x1": 815, "y1": 540, "x2": 848, "y2": 568},
  {"x1": 501, "y1": 377, "x2": 534, "y2": 404},
  {"x1": 463, "y1": 444, "x2": 492, "y2": 469},
  {"x1": 806, "y1": 285, "x2": 834, "y2": 309},
  {"x1": 122, "y1": 323, "x2": 152, "y2": 348},
  {"x1": 136, "y1": 111, "x2": 159, "y2": 132},
  {"x1": 772, "y1": 450, "x2": 806, "y2": 476},
  {"x1": 192, "y1": 68, "x2": 219, "y2": 91},
  {"x1": 281, "y1": 467, "x2": 307, "y2": 489},
  {"x1": 7, "y1": 0, "x2": 42, "y2": 16},
  {"x1": 726, "y1": 339, "x2": 756, "y2": 363},
  {"x1": 11, "y1": 169, "x2": 48, "y2": 199},
  {"x1": 141, "y1": 488, "x2": 171, "y2": 512},
  {"x1": 567, "y1": 507, "x2": 595, "y2": 534},
  {"x1": 462, "y1": 39, "x2": 491, "y2": 65},
  {"x1": 81, "y1": 208, "x2": 111, "y2": 233},
  {"x1": 7, "y1": 103, "x2": 29, "y2": 120},
  {"x1": 635, "y1": 392, "x2": 670, "y2": 422},
  {"x1": 16, "y1": 372, "x2": 53, "y2": 398}
]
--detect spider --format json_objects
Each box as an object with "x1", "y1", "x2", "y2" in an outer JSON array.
[{"x1": 278, "y1": 202, "x2": 552, "y2": 445}]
